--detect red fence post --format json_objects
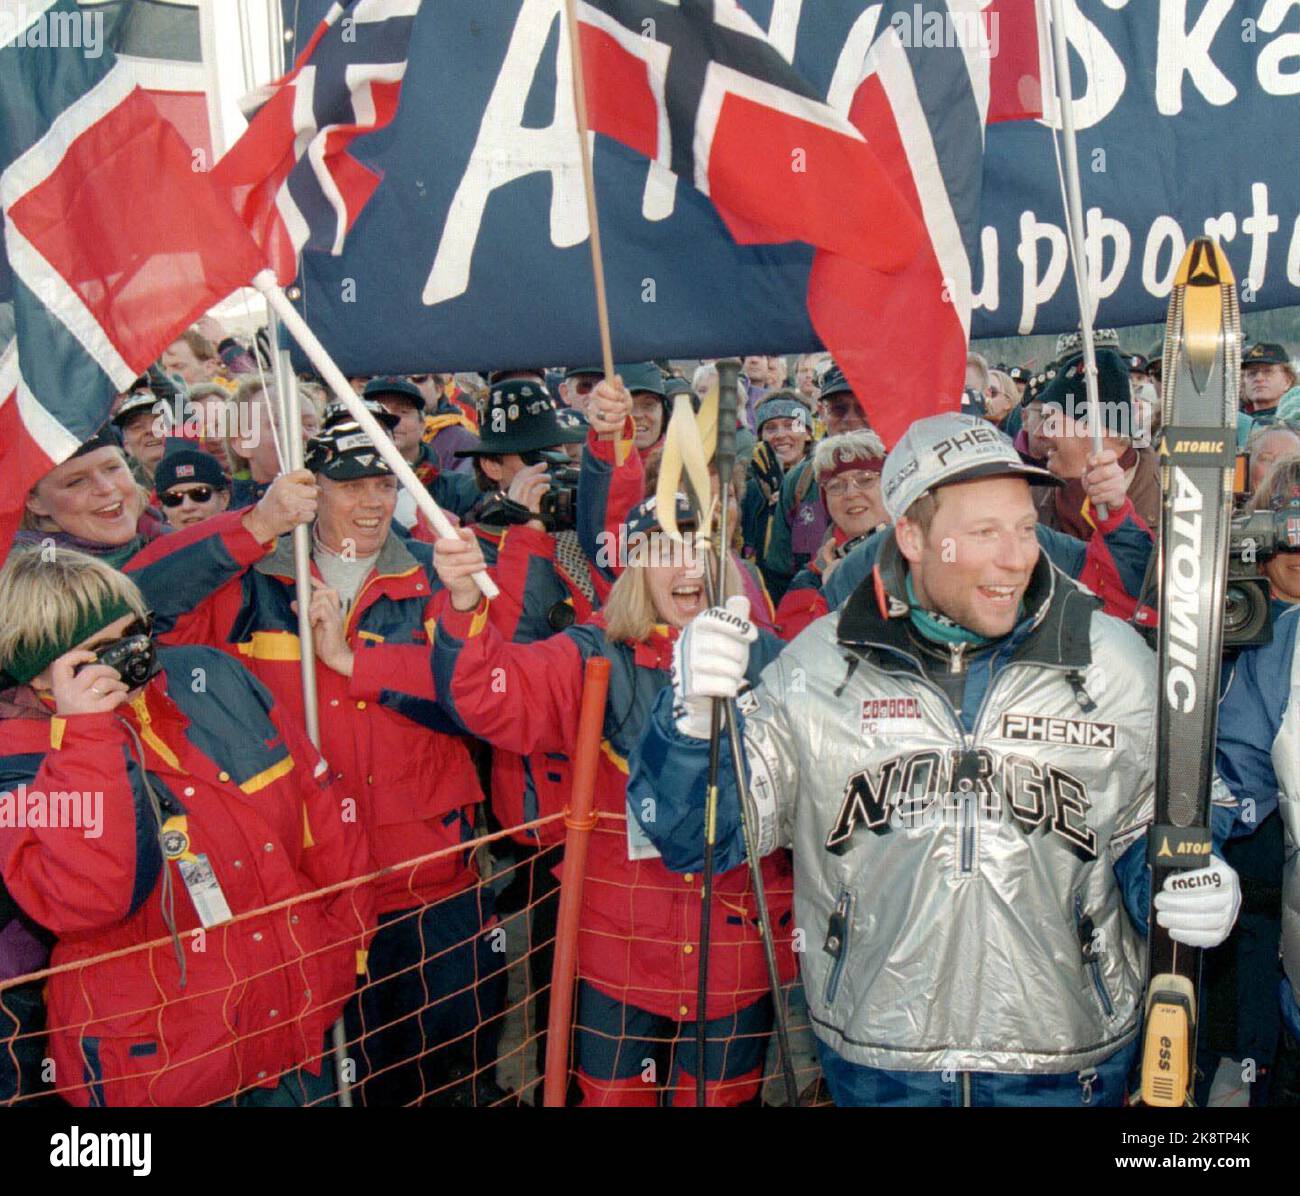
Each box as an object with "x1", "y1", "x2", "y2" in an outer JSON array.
[{"x1": 542, "y1": 656, "x2": 610, "y2": 1107}]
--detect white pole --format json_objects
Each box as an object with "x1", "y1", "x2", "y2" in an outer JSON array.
[
  {"x1": 1046, "y1": 0, "x2": 1108, "y2": 518},
  {"x1": 254, "y1": 272, "x2": 498, "y2": 600}
]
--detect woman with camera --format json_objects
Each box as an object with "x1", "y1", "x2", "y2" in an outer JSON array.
[
  {"x1": 125, "y1": 410, "x2": 507, "y2": 1106},
  {"x1": 0, "y1": 548, "x2": 373, "y2": 1106},
  {"x1": 430, "y1": 494, "x2": 797, "y2": 1106}
]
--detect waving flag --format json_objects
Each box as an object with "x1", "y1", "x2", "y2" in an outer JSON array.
[
  {"x1": 576, "y1": 0, "x2": 921, "y2": 272},
  {"x1": 0, "y1": 0, "x2": 266, "y2": 556},
  {"x1": 213, "y1": 0, "x2": 420, "y2": 285},
  {"x1": 809, "y1": 0, "x2": 998, "y2": 444}
]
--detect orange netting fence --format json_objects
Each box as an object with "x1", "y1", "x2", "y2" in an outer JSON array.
[
  {"x1": 1, "y1": 653, "x2": 826, "y2": 1107},
  {"x1": 0, "y1": 809, "x2": 826, "y2": 1108}
]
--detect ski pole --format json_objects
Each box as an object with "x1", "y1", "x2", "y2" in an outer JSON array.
[
  {"x1": 1046, "y1": 0, "x2": 1108, "y2": 519},
  {"x1": 692, "y1": 359, "x2": 799, "y2": 1108}
]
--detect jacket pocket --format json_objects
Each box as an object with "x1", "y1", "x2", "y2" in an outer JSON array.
[
  {"x1": 822, "y1": 888, "x2": 855, "y2": 1006},
  {"x1": 1075, "y1": 895, "x2": 1116, "y2": 1020}
]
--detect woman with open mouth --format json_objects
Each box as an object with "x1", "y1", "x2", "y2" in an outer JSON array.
[
  {"x1": 15, "y1": 431, "x2": 161, "y2": 569},
  {"x1": 431, "y1": 493, "x2": 797, "y2": 1106}
]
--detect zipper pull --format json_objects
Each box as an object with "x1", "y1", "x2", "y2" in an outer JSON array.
[
  {"x1": 823, "y1": 890, "x2": 851, "y2": 960},
  {"x1": 948, "y1": 642, "x2": 967, "y2": 674},
  {"x1": 1078, "y1": 1068, "x2": 1097, "y2": 1105},
  {"x1": 1077, "y1": 908, "x2": 1098, "y2": 960}
]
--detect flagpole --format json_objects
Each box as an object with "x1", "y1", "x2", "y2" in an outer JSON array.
[
  {"x1": 561, "y1": 0, "x2": 625, "y2": 463},
  {"x1": 1046, "y1": 0, "x2": 1108, "y2": 519},
  {"x1": 255, "y1": 273, "x2": 498, "y2": 599},
  {"x1": 258, "y1": 304, "x2": 355, "y2": 1106}
]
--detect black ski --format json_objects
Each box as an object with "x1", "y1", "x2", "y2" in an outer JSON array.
[{"x1": 1140, "y1": 237, "x2": 1239, "y2": 1107}]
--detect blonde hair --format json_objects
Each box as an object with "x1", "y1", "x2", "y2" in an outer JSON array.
[
  {"x1": 988, "y1": 369, "x2": 1016, "y2": 400},
  {"x1": 21, "y1": 445, "x2": 142, "y2": 533},
  {"x1": 187, "y1": 382, "x2": 232, "y2": 408},
  {"x1": 0, "y1": 548, "x2": 149, "y2": 674},
  {"x1": 176, "y1": 328, "x2": 217, "y2": 361},
  {"x1": 602, "y1": 539, "x2": 745, "y2": 645}
]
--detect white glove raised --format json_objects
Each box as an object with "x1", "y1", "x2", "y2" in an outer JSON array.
[
  {"x1": 1153, "y1": 856, "x2": 1242, "y2": 949},
  {"x1": 671, "y1": 595, "x2": 757, "y2": 739}
]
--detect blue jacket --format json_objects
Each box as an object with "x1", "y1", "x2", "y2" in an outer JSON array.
[{"x1": 1216, "y1": 605, "x2": 1300, "y2": 1038}]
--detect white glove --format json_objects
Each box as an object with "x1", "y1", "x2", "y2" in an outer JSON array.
[
  {"x1": 671, "y1": 595, "x2": 757, "y2": 738},
  {"x1": 1153, "y1": 856, "x2": 1242, "y2": 949}
]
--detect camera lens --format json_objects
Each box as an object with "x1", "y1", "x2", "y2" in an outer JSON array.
[{"x1": 1224, "y1": 582, "x2": 1270, "y2": 645}]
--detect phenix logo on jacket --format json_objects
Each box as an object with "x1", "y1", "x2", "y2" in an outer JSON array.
[{"x1": 631, "y1": 545, "x2": 1183, "y2": 1076}]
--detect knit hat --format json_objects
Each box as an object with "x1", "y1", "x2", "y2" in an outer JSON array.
[
  {"x1": 155, "y1": 447, "x2": 229, "y2": 495},
  {"x1": 3, "y1": 594, "x2": 139, "y2": 686}
]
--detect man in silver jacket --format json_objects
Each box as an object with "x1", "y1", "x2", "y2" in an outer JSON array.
[{"x1": 630, "y1": 413, "x2": 1241, "y2": 1106}]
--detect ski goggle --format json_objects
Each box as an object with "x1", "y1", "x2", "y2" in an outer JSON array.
[{"x1": 160, "y1": 485, "x2": 219, "y2": 507}]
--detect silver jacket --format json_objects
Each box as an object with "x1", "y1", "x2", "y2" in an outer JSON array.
[{"x1": 740, "y1": 541, "x2": 1157, "y2": 1073}]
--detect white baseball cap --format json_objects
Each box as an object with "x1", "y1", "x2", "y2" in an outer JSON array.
[{"x1": 880, "y1": 413, "x2": 1059, "y2": 521}]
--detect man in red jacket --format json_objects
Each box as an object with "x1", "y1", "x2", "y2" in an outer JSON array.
[
  {"x1": 0, "y1": 548, "x2": 373, "y2": 1106},
  {"x1": 126, "y1": 412, "x2": 507, "y2": 1105}
]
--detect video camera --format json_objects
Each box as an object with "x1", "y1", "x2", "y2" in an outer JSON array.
[
  {"x1": 1224, "y1": 508, "x2": 1300, "y2": 647},
  {"x1": 522, "y1": 448, "x2": 581, "y2": 533}
]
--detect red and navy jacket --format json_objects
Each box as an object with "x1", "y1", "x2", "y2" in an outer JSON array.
[
  {"x1": 0, "y1": 647, "x2": 374, "y2": 1107},
  {"x1": 469, "y1": 429, "x2": 643, "y2": 849},
  {"x1": 126, "y1": 511, "x2": 483, "y2": 915},
  {"x1": 433, "y1": 604, "x2": 796, "y2": 1021}
]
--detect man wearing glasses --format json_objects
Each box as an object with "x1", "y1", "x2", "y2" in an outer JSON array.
[{"x1": 154, "y1": 447, "x2": 231, "y2": 530}]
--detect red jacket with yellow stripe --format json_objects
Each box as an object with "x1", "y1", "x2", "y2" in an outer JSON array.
[
  {"x1": 127, "y1": 512, "x2": 483, "y2": 914},
  {"x1": 0, "y1": 647, "x2": 373, "y2": 1106},
  {"x1": 433, "y1": 605, "x2": 796, "y2": 1021},
  {"x1": 469, "y1": 430, "x2": 643, "y2": 849}
]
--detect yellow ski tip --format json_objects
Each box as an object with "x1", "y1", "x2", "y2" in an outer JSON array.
[
  {"x1": 1175, "y1": 236, "x2": 1235, "y2": 290},
  {"x1": 1173, "y1": 237, "x2": 1234, "y2": 383},
  {"x1": 1140, "y1": 974, "x2": 1196, "y2": 1107}
]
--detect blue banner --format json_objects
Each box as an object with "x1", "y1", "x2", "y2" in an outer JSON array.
[{"x1": 279, "y1": 0, "x2": 1300, "y2": 373}]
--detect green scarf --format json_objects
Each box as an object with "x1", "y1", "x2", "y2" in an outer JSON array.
[{"x1": 905, "y1": 575, "x2": 993, "y2": 647}]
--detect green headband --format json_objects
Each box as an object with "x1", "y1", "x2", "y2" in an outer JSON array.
[{"x1": 4, "y1": 595, "x2": 136, "y2": 687}]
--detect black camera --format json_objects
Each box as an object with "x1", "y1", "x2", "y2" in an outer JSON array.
[
  {"x1": 1223, "y1": 508, "x2": 1300, "y2": 648},
  {"x1": 74, "y1": 623, "x2": 159, "y2": 689},
  {"x1": 525, "y1": 449, "x2": 581, "y2": 533}
]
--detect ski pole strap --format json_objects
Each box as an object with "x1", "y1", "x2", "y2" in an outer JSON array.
[
  {"x1": 1157, "y1": 426, "x2": 1237, "y2": 468},
  {"x1": 1147, "y1": 824, "x2": 1213, "y2": 868}
]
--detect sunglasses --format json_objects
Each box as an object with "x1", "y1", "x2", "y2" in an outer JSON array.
[{"x1": 160, "y1": 485, "x2": 218, "y2": 508}]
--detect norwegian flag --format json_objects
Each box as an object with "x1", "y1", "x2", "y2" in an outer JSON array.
[
  {"x1": 0, "y1": 0, "x2": 267, "y2": 557},
  {"x1": 213, "y1": 0, "x2": 419, "y2": 285},
  {"x1": 577, "y1": 0, "x2": 921, "y2": 274},
  {"x1": 808, "y1": 0, "x2": 1017, "y2": 445},
  {"x1": 577, "y1": 0, "x2": 1036, "y2": 446}
]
